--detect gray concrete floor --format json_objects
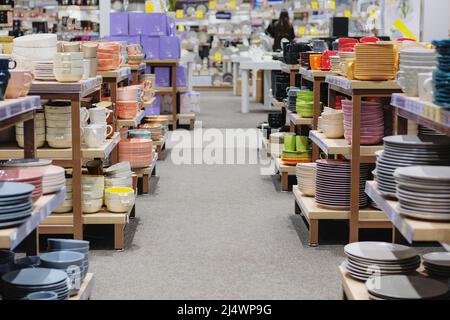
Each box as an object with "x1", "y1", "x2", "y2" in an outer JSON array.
[{"x1": 88, "y1": 91, "x2": 437, "y2": 300}]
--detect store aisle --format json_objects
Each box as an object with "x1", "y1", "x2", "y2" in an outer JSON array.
[{"x1": 89, "y1": 92, "x2": 346, "y2": 299}]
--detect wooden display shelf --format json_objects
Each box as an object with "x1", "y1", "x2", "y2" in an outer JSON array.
[
  {"x1": 366, "y1": 181, "x2": 450, "y2": 243},
  {"x1": 281, "y1": 63, "x2": 300, "y2": 87},
  {"x1": 270, "y1": 96, "x2": 284, "y2": 109},
  {"x1": 144, "y1": 59, "x2": 179, "y2": 65},
  {"x1": 326, "y1": 75, "x2": 401, "y2": 96},
  {"x1": 116, "y1": 110, "x2": 145, "y2": 128},
  {"x1": 299, "y1": 68, "x2": 337, "y2": 83},
  {"x1": 309, "y1": 130, "x2": 383, "y2": 160},
  {"x1": 274, "y1": 157, "x2": 296, "y2": 192},
  {"x1": 293, "y1": 187, "x2": 389, "y2": 246},
  {"x1": 155, "y1": 87, "x2": 188, "y2": 93},
  {"x1": 29, "y1": 77, "x2": 102, "y2": 96},
  {"x1": 0, "y1": 132, "x2": 121, "y2": 160},
  {"x1": 153, "y1": 136, "x2": 166, "y2": 157},
  {"x1": 126, "y1": 63, "x2": 146, "y2": 72},
  {"x1": 391, "y1": 93, "x2": 450, "y2": 136},
  {"x1": 70, "y1": 273, "x2": 94, "y2": 300},
  {"x1": 0, "y1": 189, "x2": 66, "y2": 250},
  {"x1": 133, "y1": 152, "x2": 158, "y2": 194},
  {"x1": 287, "y1": 110, "x2": 313, "y2": 126},
  {"x1": 176, "y1": 113, "x2": 195, "y2": 130},
  {"x1": 97, "y1": 67, "x2": 131, "y2": 83},
  {"x1": 0, "y1": 96, "x2": 40, "y2": 124}
]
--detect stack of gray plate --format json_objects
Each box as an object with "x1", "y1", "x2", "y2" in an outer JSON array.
[
  {"x1": 423, "y1": 252, "x2": 450, "y2": 278},
  {"x1": 0, "y1": 182, "x2": 35, "y2": 229},
  {"x1": 48, "y1": 239, "x2": 90, "y2": 280},
  {"x1": 394, "y1": 166, "x2": 450, "y2": 221},
  {"x1": 343, "y1": 242, "x2": 420, "y2": 281},
  {"x1": 375, "y1": 135, "x2": 450, "y2": 197},
  {"x1": 40, "y1": 251, "x2": 84, "y2": 296},
  {"x1": 1, "y1": 268, "x2": 69, "y2": 300},
  {"x1": 419, "y1": 125, "x2": 446, "y2": 137},
  {"x1": 366, "y1": 275, "x2": 449, "y2": 300}
]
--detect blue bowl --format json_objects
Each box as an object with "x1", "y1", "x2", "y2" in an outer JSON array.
[{"x1": 26, "y1": 291, "x2": 58, "y2": 300}]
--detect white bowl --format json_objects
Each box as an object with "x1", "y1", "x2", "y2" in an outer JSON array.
[
  {"x1": 105, "y1": 161, "x2": 131, "y2": 174},
  {"x1": 46, "y1": 135, "x2": 72, "y2": 148},
  {"x1": 82, "y1": 189, "x2": 104, "y2": 200},
  {"x1": 105, "y1": 176, "x2": 133, "y2": 187},
  {"x1": 53, "y1": 199, "x2": 73, "y2": 213},
  {"x1": 16, "y1": 136, "x2": 45, "y2": 148},
  {"x1": 45, "y1": 113, "x2": 72, "y2": 122},
  {"x1": 53, "y1": 59, "x2": 84, "y2": 68},
  {"x1": 322, "y1": 124, "x2": 344, "y2": 139},
  {"x1": 81, "y1": 175, "x2": 104, "y2": 185},
  {"x1": 105, "y1": 198, "x2": 133, "y2": 213},
  {"x1": 54, "y1": 52, "x2": 84, "y2": 62},
  {"x1": 46, "y1": 119, "x2": 72, "y2": 129},
  {"x1": 321, "y1": 112, "x2": 344, "y2": 121},
  {"x1": 54, "y1": 67, "x2": 83, "y2": 82},
  {"x1": 16, "y1": 127, "x2": 45, "y2": 135},
  {"x1": 82, "y1": 198, "x2": 103, "y2": 214},
  {"x1": 14, "y1": 34, "x2": 57, "y2": 48},
  {"x1": 45, "y1": 104, "x2": 71, "y2": 113},
  {"x1": 13, "y1": 47, "x2": 57, "y2": 61},
  {"x1": 46, "y1": 127, "x2": 72, "y2": 135}
]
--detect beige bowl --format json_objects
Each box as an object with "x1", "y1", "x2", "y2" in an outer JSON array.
[
  {"x1": 16, "y1": 134, "x2": 45, "y2": 148},
  {"x1": 46, "y1": 134, "x2": 72, "y2": 148},
  {"x1": 322, "y1": 123, "x2": 344, "y2": 139},
  {"x1": 16, "y1": 127, "x2": 45, "y2": 135},
  {"x1": 54, "y1": 67, "x2": 83, "y2": 82},
  {"x1": 46, "y1": 127, "x2": 72, "y2": 135},
  {"x1": 81, "y1": 175, "x2": 105, "y2": 185},
  {"x1": 82, "y1": 198, "x2": 103, "y2": 214},
  {"x1": 53, "y1": 199, "x2": 73, "y2": 213}
]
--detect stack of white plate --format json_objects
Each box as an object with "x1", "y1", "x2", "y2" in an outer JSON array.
[
  {"x1": 81, "y1": 175, "x2": 104, "y2": 214},
  {"x1": 34, "y1": 61, "x2": 56, "y2": 81},
  {"x1": 375, "y1": 135, "x2": 450, "y2": 197},
  {"x1": 366, "y1": 275, "x2": 449, "y2": 300},
  {"x1": 12, "y1": 34, "x2": 57, "y2": 71},
  {"x1": 36, "y1": 165, "x2": 66, "y2": 194},
  {"x1": 422, "y1": 252, "x2": 450, "y2": 278},
  {"x1": 330, "y1": 55, "x2": 340, "y2": 73},
  {"x1": 394, "y1": 166, "x2": 450, "y2": 221},
  {"x1": 296, "y1": 163, "x2": 316, "y2": 197},
  {"x1": 105, "y1": 162, "x2": 133, "y2": 188},
  {"x1": 53, "y1": 178, "x2": 72, "y2": 213},
  {"x1": 15, "y1": 113, "x2": 45, "y2": 148},
  {"x1": 45, "y1": 101, "x2": 72, "y2": 148},
  {"x1": 343, "y1": 242, "x2": 420, "y2": 281}
]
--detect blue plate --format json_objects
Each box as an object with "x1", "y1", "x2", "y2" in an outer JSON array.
[
  {"x1": 2, "y1": 268, "x2": 68, "y2": 286},
  {"x1": 0, "y1": 182, "x2": 34, "y2": 198},
  {"x1": 26, "y1": 291, "x2": 58, "y2": 300},
  {"x1": 0, "y1": 216, "x2": 30, "y2": 228},
  {"x1": 0, "y1": 202, "x2": 32, "y2": 214},
  {"x1": 0, "y1": 210, "x2": 32, "y2": 222}
]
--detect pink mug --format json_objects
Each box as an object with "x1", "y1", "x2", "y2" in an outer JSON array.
[{"x1": 6, "y1": 70, "x2": 34, "y2": 98}]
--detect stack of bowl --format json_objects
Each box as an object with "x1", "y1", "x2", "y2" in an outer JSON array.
[
  {"x1": 53, "y1": 52, "x2": 84, "y2": 82},
  {"x1": 47, "y1": 239, "x2": 89, "y2": 281},
  {"x1": 127, "y1": 44, "x2": 144, "y2": 65},
  {"x1": 15, "y1": 112, "x2": 45, "y2": 148},
  {"x1": 296, "y1": 162, "x2": 316, "y2": 196},
  {"x1": 296, "y1": 90, "x2": 314, "y2": 118},
  {"x1": 119, "y1": 139, "x2": 153, "y2": 168},
  {"x1": 81, "y1": 175, "x2": 104, "y2": 213},
  {"x1": 319, "y1": 108, "x2": 344, "y2": 139},
  {"x1": 116, "y1": 85, "x2": 143, "y2": 119},
  {"x1": 98, "y1": 42, "x2": 122, "y2": 71},
  {"x1": 81, "y1": 42, "x2": 98, "y2": 79},
  {"x1": 139, "y1": 123, "x2": 163, "y2": 141},
  {"x1": 105, "y1": 187, "x2": 135, "y2": 213},
  {"x1": 39, "y1": 251, "x2": 84, "y2": 296},
  {"x1": 45, "y1": 101, "x2": 72, "y2": 148},
  {"x1": 286, "y1": 87, "x2": 300, "y2": 112},
  {"x1": 330, "y1": 55, "x2": 341, "y2": 73},
  {"x1": 53, "y1": 178, "x2": 73, "y2": 213},
  {"x1": 105, "y1": 162, "x2": 133, "y2": 188}
]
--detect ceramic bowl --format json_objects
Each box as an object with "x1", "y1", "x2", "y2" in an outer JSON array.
[
  {"x1": 104, "y1": 187, "x2": 134, "y2": 198},
  {"x1": 105, "y1": 177, "x2": 133, "y2": 188},
  {"x1": 117, "y1": 86, "x2": 142, "y2": 101},
  {"x1": 82, "y1": 198, "x2": 103, "y2": 213},
  {"x1": 322, "y1": 123, "x2": 344, "y2": 138},
  {"x1": 26, "y1": 291, "x2": 58, "y2": 300},
  {"x1": 53, "y1": 199, "x2": 73, "y2": 213},
  {"x1": 53, "y1": 67, "x2": 83, "y2": 82},
  {"x1": 53, "y1": 59, "x2": 84, "y2": 69},
  {"x1": 63, "y1": 42, "x2": 81, "y2": 53},
  {"x1": 83, "y1": 58, "x2": 97, "y2": 79},
  {"x1": 105, "y1": 162, "x2": 131, "y2": 173},
  {"x1": 46, "y1": 119, "x2": 72, "y2": 129},
  {"x1": 81, "y1": 175, "x2": 104, "y2": 185},
  {"x1": 82, "y1": 188, "x2": 104, "y2": 200},
  {"x1": 40, "y1": 250, "x2": 84, "y2": 269},
  {"x1": 97, "y1": 59, "x2": 113, "y2": 71},
  {"x1": 105, "y1": 198, "x2": 133, "y2": 213},
  {"x1": 46, "y1": 134, "x2": 72, "y2": 148},
  {"x1": 16, "y1": 126, "x2": 45, "y2": 135},
  {"x1": 14, "y1": 34, "x2": 57, "y2": 48},
  {"x1": 82, "y1": 43, "x2": 98, "y2": 59},
  {"x1": 321, "y1": 112, "x2": 344, "y2": 121},
  {"x1": 45, "y1": 113, "x2": 71, "y2": 121},
  {"x1": 46, "y1": 127, "x2": 72, "y2": 135},
  {"x1": 16, "y1": 135, "x2": 45, "y2": 148},
  {"x1": 54, "y1": 52, "x2": 83, "y2": 62}
]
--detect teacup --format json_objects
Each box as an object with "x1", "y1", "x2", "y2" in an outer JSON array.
[
  {"x1": 63, "y1": 42, "x2": 80, "y2": 53},
  {"x1": 5, "y1": 70, "x2": 34, "y2": 98},
  {"x1": 88, "y1": 106, "x2": 113, "y2": 124},
  {"x1": 82, "y1": 42, "x2": 98, "y2": 59},
  {"x1": 417, "y1": 72, "x2": 433, "y2": 102},
  {"x1": 82, "y1": 123, "x2": 113, "y2": 148}
]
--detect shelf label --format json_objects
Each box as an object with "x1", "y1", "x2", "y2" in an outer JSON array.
[
  {"x1": 176, "y1": 9, "x2": 184, "y2": 18},
  {"x1": 229, "y1": 0, "x2": 236, "y2": 9},
  {"x1": 179, "y1": 25, "x2": 185, "y2": 31},
  {"x1": 214, "y1": 52, "x2": 222, "y2": 62},
  {"x1": 310, "y1": 26, "x2": 318, "y2": 36},
  {"x1": 311, "y1": 1, "x2": 319, "y2": 9},
  {"x1": 330, "y1": 0, "x2": 336, "y2": 9},
  {"x1": 209, "y1": 1, "x2": 215, "y2": 9},
  {"x1": 197, "y1": 10, "x2": 204, "y2": 18},
  {"x1": 145, "y1": 1, "x2": 155, "y2": 13},
  {"x1": 344, "y1": 10, "x2": 351, "y2": 18},
  {"x1": 298, "y1": 26, "x2": 305, "y2": 36}
]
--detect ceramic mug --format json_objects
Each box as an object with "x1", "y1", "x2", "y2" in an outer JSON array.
[
  {"x1": 63, "y1": 42, "x2": 80, "y2": 52},
  {"x1": 418, "y1": 73, "x2": 433, "y2": 102},
  {"x1": 5, "y1": 70, "x2": 34, "y2": 98},
  {"x1": 80, "y1": 107, "x2": 89, "y2": 126},
  {"x1": 311, "y1": 39, "x2": 328, "y2": 53},
  {"x1": 309, "y1": 54, "x2": 322, "y2": 70},
  {"x1": 82, "y1": 43, "x2": 98, "y2": 59},
  {"x1": 82, "y1": 123, "x2": 113, "y2": 148},
  {"x1": 88, "y1": 106, "x2": 113, "y2": 124}
]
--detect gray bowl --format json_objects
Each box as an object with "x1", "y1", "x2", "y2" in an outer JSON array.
[
  {"x1": 40, "y1": 251, "x2": 84, "y2": 270},
  {"x1": 26, "y1": 291, "x2": 58, "y2": 300},
  {"x1": 48, "y1": 239, "x2": 89, "y2": 250}
]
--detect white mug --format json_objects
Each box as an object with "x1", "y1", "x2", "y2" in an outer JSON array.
[
  {"x1": 418, "y1": 73, "x2": 433, "y2": 102},
  {"x1": 80, "y1": 107, "x2": 89, "y2": 126},
  {"x1": 82, "y1": 123, "x2": 113, "y2": 148},
  {"x1": 88, "y1": 106, "x2": 113, "y2": 124}
]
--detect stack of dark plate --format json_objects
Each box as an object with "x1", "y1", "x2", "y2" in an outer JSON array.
[
  {"x1": 343, "y1": 242, "x2": 420, "y2": 281},
  {"x1": 0, "y1": 182, "x2": 35, "y2": 229},
  {"x1": 422, "y1": 252, "x2": 450, "y2": 278},
  {"x1": 0, "y1": 250, "x2": 14, "y2": 276},
  {"x1": 48, "y1": 239, "x2": 90, "y2": 281},
  {"x1": 374, "y1": 135, "x2": 450, "y2": 198},
  {"x1": 366, "y1": 275, "x2": 449, "y2": 300},
  {"x1": 1, "y1": 268, "x2": 70, "y2": 300},
  {"x1": 418, "y1": 125, "x2": 446, "y2": 137},
  {"x1": 40, "y1": 251, "x2": 85, "y2": 296},
  {"x1": 431, "y1": 39, "x2": 450, "y2": 108},
  {"x1": 267, "y1": 112, "x2": 285, "y2": 128},
  {"x1": 315, "y1": 160, "x2": 372, "y2": 209}
]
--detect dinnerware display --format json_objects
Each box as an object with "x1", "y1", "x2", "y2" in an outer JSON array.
[
  {"x1": 83, "y1": 58, "x2": 98, "y2": 79},
  {"x1": 418, "y1": 125, "x2": 445, "y2": 137},
  {"x1": 117, "y1": 85, "x2": 143, "y2": 102},
  {"x1": 15, "y1": 112, "x2": 45, "y2": 148},
  {"x1": 116, "y1": 101, "x2": 139, "y2": 119},
  {"x1": 296, "y1": 89, "x2": 314, "y2": 118},
  {"x1": 309, "y1": 54, "x2": 322, "y2": 70},
  {"x1": 342, "y1": 99, "x2": 384, "y2": 145},
  {"x1": 417, "y1": 72, "x2": 433, "y2": 102},
  {"x1": 128, "y1": 129, "x2": 151, "y2": 140},
  {"x1": 375, "y1": 135, "x2": 450, "y2": 197},
  {"x1": 12, "y1": 34, "x2": 57, "y2": 71},
  {"x1": 315, "y1": 160, "x2": 372, "y2": 209},
  {"x1": 1, "y1": 268, "x2": 70, "y2": 300},
  {"x1": 34, "y1": 61, "x2": 56, "y2": 81},
  {"x1": 6, "y1": 69, "x2": 34, "y2": 98},
  {"x1": 63, "y1": 42, "x2": 80, "y2": 53},
  {"x1": 82, "y1": 42, "x2": 98, "y2": 59},
  {"x1": 366, "y1": 275, "x2": 448, "y2": 300},
  {"x1": 80, "y1": 175, "x2": 104, "y2": 213},
  {"x1": 47, "y1": 238, "x2": 90, "y2": 280},
  {"x1": 281, "y1": 135, "x2": 311, "y2": 166},
  {"x1": 296, "y1": 163, "x2": 316, "y2": 197},
  {"x1": 53, "y1": 178, "x2": 72, "y2": 213},
  {"x1": 338, "y1": 38, "x2": 358, "y2": 52},
  {"x1": 319, "y1": 108, "x2": 344, "y2": 138},
  {"x1": 422, "y1": 252, "x2": 450, "y2": 278},
  {"x1": 320, "y1": 50, "x2": 337, "y2": 71},
  {"x1": 285, "y1": 87, "x2": 300, "y2": 112},
  {"x1": 53, "y1": 52, "x2": 84, "y2": 82},
  {"x1": 139, "y1": 123, "x2": 163, "y2": 141},
  {"x1": 28, "y1": 165, "x2": 65, "y2": 195},
  {"x1": 45, "y1": 101, "x2": 72, "y2": 148},
  {"x1": 82, "y1": 123, "x2": 113, "y2": 148},
  {"x1": 97, "y1": 42, "x2": 122, "y2": 71},
  {"x1": 0, "y1": 181, "x2": 35, "y2": 229},
  {"x1": 88, "y1": 106, "x2": 113, "y2": 124},
  {"x1": 0, "y1": 158, "x2": 52, "y2": 168},
  {"x1": 119, "y1": 139, "x2": 153, "y2": 168},
  {"x1": 354, "y1": 43, "x2": 397, "y2": 80},
  {"x1": 343, "y1": 241, "x2": 420, "y2": 282},
  {"x1": 0, "y1": 169, "x2": 43, "y2": 202},
  {"x1": 141, "y1": 74, "x2": 155, "y2": 102},
  {"x1": 431, "y1": 39, "x2": 450, "y2": 108},
  {"x1": 267, "y1": 112, "x2": 284, "y2": 128},
  {"x1": 393, "y1": 166, "x2": 450, "y2": 221},
  {"x1": 105, "y1": 187, "x2": 135, "y2": 213},
  {"x1": 396, "y1": 66, "x2": 436, "y2": 97}
]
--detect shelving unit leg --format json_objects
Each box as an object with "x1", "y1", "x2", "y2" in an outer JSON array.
[
  {"x1": 71, "y1": 97, "x2": 83, "y2": 240},
  {"x1": 263, "y1": 70, "x2": 271, "y2": 108},
  {"x1": 281, "y1": 172, "x2": 289, "y2": 191},
  {"x1": 396, "y1": 109, "x2": 409, "y2": 135},
  {"x1": 350, "y1": 94, "x2": 362, "y2": 243},
  {"x1": 309, "y1": 219, "x2": 319, "y2": 247},
  {"x1": 295, "y1": 201, "x2": 301, "y2": 215},
  {"x1": 23, "y1": 114, "x2": 36, "y2": 159},
  {"x1": 290, "y1": 120, "x2": 296, "y2": 133},
  {"x1": 290, "y1": 70, "x2": 296, "y2": 87},
  {"x1": 114, "y1": 224, "x2": 125, "y2": 251},
  {"x1": 171, "y1": 64, "x2": 178, "y2": 130},
  {"x1": 241, "y1": 69, "x2": 249, "y2": 113},
  {"x1": 24, "y1": 229, "x2": 39, "y2": 256},
  {"x1": 312, "y1": 80, "x2": 323, "y2": 161}
]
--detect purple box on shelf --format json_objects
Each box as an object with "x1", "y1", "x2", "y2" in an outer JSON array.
[
  {"x1": 104, "y1": 35, "x2": 140, "y2": 44},
  {"x1": 159, "y1": 36, "x2": 180, "y2": 59},
  {"x1": 110, "y1": 12, "x2": 129, "y2": 35},
  {"x1": 141, "y1": 36, "x2": 160, "y2": 60},
  {"x1": 166, "y1": 16, "x2": 176, "y2": 36},
  {"x1": 176, "y1": 66, "x2": 186, "y2": 87},
  {"x1": 155, "y1": 67, "x2": 170, "y2": 87},
  {"x1": 129, "y1": 12, "x2": 167, "y2": 36},
  {"x1": 145, "y1": 95, "x2": 161, "y2": 116}
]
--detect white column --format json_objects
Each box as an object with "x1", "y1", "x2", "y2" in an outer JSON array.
[
  {"x1": 232, "y1": 62, "x2": 238, "y2": 96},
  {"x1": 187, "y1": 61, "x2": 194, "y2": 91},
  {"x1": 241, "y1": 69, "x2": 249, "y2": 113},
  {"x1": 252, "y1": 68, "x2": 258, "y2": 101},
  {"x1": 263, "y1": 70, "x2": 271, "y2": 109},
  {"x1": 99, "y1": 0, "x2": 111, "y2": 38}
]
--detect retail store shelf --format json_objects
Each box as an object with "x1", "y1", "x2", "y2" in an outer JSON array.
[
  {"x1": 0, "y1": 132, "x2": 121, "y2": 160},
  {"x1": 116, "y1": 110, "x2": 145, "y2": 128},
  {"x1": 57, "y1": 5, "x2": 99, "y2": 11},
  {"x1": 287, "y1": 110, "x2": 313, "y2": 125},
  {"x1": 338, "y1": 265, "x2": 369, "y2": 300},
  {"x1": 98, "y1": 67, "x2": 131, "y2": 83},
  {"x1": 326, "y1": 75, "x2": 401, "y2": 94},
  {"x1": 293, "y1": 187, "x2": 386, "y2": 221},
  {"x1": 309, "y1": 130, "x2": 383, "y2": 157},
  {"x1": 0, "y1": 188, "x2": 66, "y2": 250},
  {"x1": 155, "y1": 87, "x2": 188, "y2": 93},
  {"x1": 281, "y1": 63, "x2": 300, "y2": 74},
  {"x1": 274, "y1": 157, "x2": 296, "y2": 175},
  {"x1": 270, "y1": 97, "x2": 284, "y2": 109},
  {"x1": 70, "y1": 273, "x2": 94, "y2": 300},
  {"x1": 29, "y1": 77, "x2": 102, "y2": 96},
  {"x1": 391, "y1": 93, "x2": 450, "y2": 135},
  {"x1": 0, "y1": 96, "x2": 40, "y2": 124},
  {"x1": 144, "y1": 59, "x2": 179, "y2": 65},
  {"x1": 366, "y1": 181, "x2": 450, "y2": 243},
  {"x1": 299, "y1": 67, "x2": 337, "y2": 82}
]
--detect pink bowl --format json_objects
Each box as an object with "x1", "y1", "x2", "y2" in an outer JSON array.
[{"x1": 117, "y1": 85, "x2": 142, "y2": 102}]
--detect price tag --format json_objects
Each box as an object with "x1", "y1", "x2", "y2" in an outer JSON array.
[
  {"x1": 311, "y1": 1, "x2": 319, "y2": 9},
  {"x1": 179, "y1": 25, "x2": 185, "y2": 31},
  {"x1": 145, "y1": 1, "x2": 154, "y2": 13},
  {"x1": 370, "y1": 9, "x2": 376, "y2": 18},
  {"x1": 209, "y1": 1, "x2": 215, "y2": 9},
  {"x1": 229, "y1": 0, "x2": 236, "y2": 9},
  {"x1": 197, "y1": 10, "x2": 204, "y2": 18},
  {"x1": 298, "y1": 26, "x2": 305, "y2": 36},
  {"x1": 330, "y1": 0, "x2": 336, "y2": 9},
  {"x1": 214, "y1": 52, "x2": 222, "y2": 62},
  {"x1": 344, "y1": 9, "x2": 351, "y2": 18},
  {"x1": 176, "y1": 9, "x2": 183, "y2": 18},
  {"x1": 310, "y1": 26, "x2": 318, "y2": 36}
]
